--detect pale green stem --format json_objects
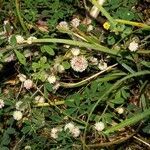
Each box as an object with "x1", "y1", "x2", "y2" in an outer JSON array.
[
  {"x1": 15, "y1": 0, "x2": 28, "y2": 33},
  {"x1": 31, "y1": 38, "x2": 120, "y2": 56},
  {"x1": 60, "y1": 64, "x2": 117, "y2": 88}
]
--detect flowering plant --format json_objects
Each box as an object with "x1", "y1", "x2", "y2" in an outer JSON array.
[{"x1": 0, "y1": 0, "x2": 150, "y2": 149}]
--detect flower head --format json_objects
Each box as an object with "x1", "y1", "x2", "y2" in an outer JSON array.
[
  {"x1": 71, "y1": 126, "x2": 80, "y2": 138},
  {"x1": 64, "y1": 122, "x2": 75, "y2": 132},
  {"x1": 89, "y1": 57, "x2": 98, "y2": 65},
  {"x1": 71, "y1": 55, "x2": 88, "y2": 72},
  {"x1": 116, "y1": 107, "x2": 124, "y2": 114},
  {"x1": 51, "y1": 127, "x2": 62, "y2": 139},
  {"x1": 13, "y1": 110, "x2": 23, "y2": 120},
  {"x1": 94, "y1": 122, "x2": 105, "y2": 131},
  {"x1": 56, "y1": 21, "x2": 69, "y2": 30},
  {"x1": 128, "y1": 41, "x2": 138, "y2": 52},
  {"x1": 17, "y1": 74, "x2": 27, "y2": 82},
  {"x1": 71, "y1": 47, "x2": 80, "y2": 56},
  {"x1": 87, "y1": 25, "x2": 94, "y2": 32},
  {"x1": 0, "y1": 99, "x2": 4, "y2": 109},
  {"x1": 35, "y1": 96, "x2": 45, "y2": 103},
  {"x1": 57, "y1": 65, "x2": 65, "y2": 73},
  {"x1": 71, "y1": 18, "x2": 80, "y2": 28},
  {"x1": 15, "y1": 35, "x2": 24, "y2": 44},
  {"x1": 23, "y1": 79, "x2": 33, "y2": 90},
  {"x1": 98, "y1": 60, "x2": 107, "y2": 70},
  {"x1": 47, "y1": 75, "x2": 56, "y2": 84}
]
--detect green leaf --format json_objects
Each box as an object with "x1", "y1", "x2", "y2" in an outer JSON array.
[
  {"x1": 14, "y1": 50, "x2": 26, "y2": 65},
  {"x1": 41, "y1": 45, "x2": 55, "y2": 56},
  {"x1": 62, "y1": 61, "x2": 70, "y2": 69}
]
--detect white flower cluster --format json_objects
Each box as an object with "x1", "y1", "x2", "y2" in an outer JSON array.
[
  {"x1": 51, "y1": 127, "x2": 62, "y2": 139},
  {"x1": 128, "y1": 41, "x2": 139, "y2": 52},
  {"x1": 64, "y1": 122, "x2": 80, "y2": 138},
  {"x1": 17, "y1": 74, "x2": 33, "y2": 90},
  {"x1": 70, "y1": 55, "x2": 88, "y2": 72},
  {"x1": 13, "y1": 110, "x2": 23, "y2": 121},
  {"x1": 94, "y1": 121, "x2": 105, "y2": 131},
  {"x1": 35, "y1": 95, "x2": 45, "y2": 103},
  {"x1": 98, "y1": 60, "x2": 107, "y2": 70},
  {"x1": 71, "y1": 47, "x2": 80, "y2": 56},
  {"x1": 56, "y1": 21, "x2": 69, "y2": 30},
  {"x1": 71, "y1": 18, "x2": 80, "y2": 28},
  {"x1": 51, "y1": 122, "x2": 81, "y2": 139},
  {"x1": 116, "y1": 107, "x2": 124, "y2": 114},
  {"x1": 0, "y1": 99, "x2": 5, "y2": 109}
]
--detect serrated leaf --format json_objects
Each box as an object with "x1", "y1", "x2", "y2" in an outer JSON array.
[{"x1": 14, "y1": 50, "x2": 26, "y2": 65}]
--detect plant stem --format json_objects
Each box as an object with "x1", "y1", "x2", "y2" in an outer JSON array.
[
  {"x1": 31, "y1": 38, "x2": 120, "y2": 56},
  {"x1": 60, "y1": 64, "x2": 117, "y2": 88},
  {"x1": 116, "y1": 19, "x2": 150, "y2": 30},
  {"x1": 15, "y1": 0, "x2": 28, "y2": 34}
]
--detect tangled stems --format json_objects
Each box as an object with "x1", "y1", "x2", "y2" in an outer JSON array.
[{"x1": 83, "y1": 70, "x2": 150, "y2": 147}]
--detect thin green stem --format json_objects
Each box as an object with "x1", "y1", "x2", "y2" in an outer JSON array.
[
  {"x1": 15, "y1": 0, "x2": 28, "y2": 33},
  {"x1": 31, "y1": 38, "x2": 120, "y2": 56},
  {"x1": 83, "y1": 70, "x2": 150, "y2": 145},
  {"x1": 60, "y1": 64, "x2": 117, "y2": 88}
]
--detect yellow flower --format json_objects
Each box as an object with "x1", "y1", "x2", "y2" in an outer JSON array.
[{"x1": 103, "y1": 22, "x2": 110, "y2": 30}]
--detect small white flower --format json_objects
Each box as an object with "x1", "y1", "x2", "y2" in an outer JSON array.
[
  {"x1": 4, "y1": 20, "x2": 9, "y2": 25},
  {"x1": 98, "y1": 61, "x2": 107, "y2": 70},
  {"x1": 35, "y1": 96, "x2": 45, "y2": 103},
  {"x1": 89, "y1": 57, "x2": 98, "y2": 65},
  {"x1": 17, "y1": 74, "x2": 27, "y2": 82},
  {"x1": 71, "y1": 47, "x2": 80, "y2": 56},
  {"x1": 57, "y1": 21, "x2": 69, "y2": 30},
  {"x1": 57, "y1": 65, "x2": 65, "y2": 73},
  {"x1": 47, "y1": 75, "x2": 56, "y2": 84},
  {"x1": 87, "y1": 25, "x2": 94, "y2": 32},
  {"x1": 63, "y1": 45, "x2": 70, "y2": 49},
  {"x1": 13, "y1": 110, "x2": 23, "y2": 120},
  {"x1": 128, "y1": 41, "x2": 138, "y2": 52},
  {"x1": 71, "y1": 55, "x2": 88, "y2": 72},
  {"x1": 116, "y1": 107, "x2": 124, "y2": 114},
  {"x1": 15, "y1": 35, "x2": 24, "y2": 44},
  {"x1": 26, "y1": 36, "x2": 37, "y2": 44},
  {"x1": 51, "y1": 127, "x2": 62, "y2": 139},
  {"x1": 94, "y1": 122, "x2": 105, "y2": 131},
  {"x1": 15, "y1": 101, "x2": 26, "y2": 111},
  {"x1": 64, "y1": 122, "x2": 75, "y2": 132},
  {"x1": 25, "y1": 145, "x2": 31, "y2": 150},
  {"x1": 0, "y1": 99, "x2": 4, "y2": 109},
  {"x1": 71, "y1": 18, "x2": 80, "y2": 28},
  {"x1": 71, "y1": 126, "x2": 80, "y2": 138},
  {"x1": 33, "y1": 51, "x2": 39, "y2": 56},
  {"x1": 24, "y1": 50, "x2": 33, "y2": 58},
  {"x1": 23, "y1": 79, "x2": 33, "y2": 90},
  {"x1": 4, "y1": 54, "x2": 15, "y2": 62}
]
